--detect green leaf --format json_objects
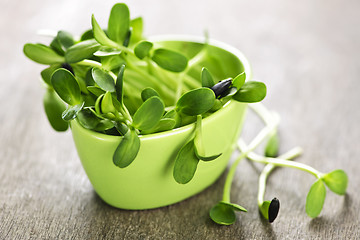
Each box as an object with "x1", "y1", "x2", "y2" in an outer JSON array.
[
  {"x1": 232, "y1": 72, "x2": 246, "y2": 90},
  {"x1": 210, "y1": 99, "x2": 223, "y2": 112},
  {"x1": 41, "y1": 65, "x2": 60, "y2": 86},
  {"x1": 94, "y1": 94, "x2": 104, "y2": 115},
  {"x1": 141, "y1": 118, "x2": 176, "y2": 135},
  {"x1": 50, "y1": 36, "x2": 65, "y2": 55},
  {"x1": 80, "y1": 29, "x2": 94, "y2": 41},
  {"x1": 115, "y1": 64, "x2": 125, "y2": 105},
  {"x1": 23, "y1": 43, "x2": 64, "y2": 64},
  {"x1": 65, "y1": 39, "x2": 101, "y2": 63},
  {"x1": 77, "y1": 108, "x2": 102, "y2": 129},
  {"x1": 93, "y1": 47, "x2": 121, "y2": 57},
  {"x1": 123, "y1": 29, "x2": 131, "y2": 47},
  {"x1": 176, "y1": 88, "x2": 215, "y2": 116},
  {"x1": 201, "y1": 67, "x2": 214, "y2": 88},
  {"x1": 134, "y1": 41, "x2": 153, "y2": 59},
  {"x1": 78, "y1": 107, "x2": 115, "y2": 132},
  {"x1": 141, "y1": 87, "x2": 159, "y2": 102},
  {"x1": 101, "y1": 55, "x2": 125, "y2": 71},
  {"x1": 173, "y1": 140, "x2": 199, "y2": 184},
  {"x1": 210, "y1": 201, "x2": 247, "y2": 225},
  {"x1": 108, "y1": 3, "x2": 130, "y2": 44},
  {"x1": 51, "y1": 68, "x2": 81, "y2": 105},
  {"x1": 57, "y1": 30, "x2": 74, "y2": 49},
  {"x1": 114, "y1": 121, "x2": 129, "y2": 135},
  {"x1": 265, "y1": 132, "x2": 279, "y2": 157},
  {"x1": 113, "y1": 129, "x2": 140, "y2": 168},
  {"x1": 94, "y1": 119, "x2": 115, "y2": 131},
  {"x1": 151, "y1": 48, "x2": 188, "y2": 72},
  {"x1": 233, "y1": 81, "x2": 267, "y2": 103},
  {"x1": 129, "y1": 17, "x2": 143, "y2": 45},
  {"x1": 92, "y1": 14, "x2": 119, "y2": 48},
  {"x1": 100, "y1": 91, "x2": 117, "y2": 115},
  {"x1": 133, "y1": 96, "x2": 165, "y2": 131},
  {"x1": 92, "y1": 68, "x2": 115, "y2": 92},
  {"x1": 43, "y1": 89, "x2": 68, "y2": 131},
  {"x1": 322, "y1": 169, "x2": 348, "y2": 195},
  {"x1": 87, "y1": 86, "x2": 105, "y2": 97},
  {"x1": 62, "y1": 102, "x2": 84, "y2": 121},
  {"x1": 154, "y1": 118, "x2": 176, "y2": 132},
  {"x1": 306, "y1": 179, "x2": 326, "y2": 218},
  {"x1": 164, "y1": 109, "x2": 176, "y2": 119}
]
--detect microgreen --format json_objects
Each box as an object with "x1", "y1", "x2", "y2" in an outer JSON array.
[
  {"x1": 210, "y1": 201, "x2": 247, "y2": 225},
  {"x1": 113, "y1": 128, "x2": 140, "y2": 168},
  {"x1": 57, "y1": 30, "x2": 75, "y2": 49},
  {"x1": 115, "y1": 64, "x2": 125, "y2": 105},
  {"x1": 173, "y1": 115, "x2": 221, "y2": 184},
  {"x1": 173, "y1": 139, "x2": 199, "y2": 184},
  {"x1": 108, "y1": 3, "x2": 130, "y2": 45},
  {"x1": 24, "y1": 2, "x2": 348, "y2": 226},
  {"x1": 232, "y1": 72, "x2": 246, "y2": 90},
  {"x1": 141, "y1": 87, "x2": 159, "y2": 102},
  {"x1": 132, "y1": 96, "x2": 165, "y2": 131},
  {"x1": 233, "y1": 81, "x2": 267, "y2": 103},
  {"x1": 51, "y1": 68, "x2": 82, "y2": 105},
  {"x1": 201, "y1": 67, "x2": 215, "y2": 88},
  {"x1": 43, "y1": 89, "x2": 68, "y2": 131},
  {"x1": 91, "y1": 68, "x2": 116, "y2": 92},
  {"x1": 41, "y1": 65, "x2": 60, "y2": 86},
  {"x1": 65, "y1": 39, "x2": 101, "y2": 63},
  {"x1": 259, "y1": 198, "x2": 280, "y2": 223},
  {"x1": 265, "y1": 131, "x2": 279, "y2": 158},
  {"x1": 134, "y1": 41, "x2": 153, "y2": 60},
  {"x1": 62, "y1": 102, "x2": 85, "y2": 121},
  {"x1": 322, "y1": 169, "x2": 348, "y2": 195},
  {"x1": 306, "y1": 179, "x2": 326, "y2": 218},
  {"x1": 151, "y1": 49, "x2": 188, "y2": 72},
  {"x1": 176, "y1": 88, "x2": 215, "y2": 116},
  {"x1": 129, "y1": 17, "x2": 143, "y2": 45},
  {"x1": 24, "y1": 43, "x2": 64, "y2": 64},
  {"x1": 92, "y1": 14, "x2": 119, "y2": 49}
]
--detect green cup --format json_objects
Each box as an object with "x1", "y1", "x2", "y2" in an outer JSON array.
[{"x1": 70, "y1": 36, "x2": 251, "y2": 209}]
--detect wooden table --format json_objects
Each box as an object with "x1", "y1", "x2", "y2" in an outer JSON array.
[{"x1": 1, "y1": 0, "x2": 359, "y2": 239}]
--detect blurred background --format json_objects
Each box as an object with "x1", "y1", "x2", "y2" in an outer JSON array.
[{"x1": 1, "y1": 0, "x2": 359, "y2": 239}]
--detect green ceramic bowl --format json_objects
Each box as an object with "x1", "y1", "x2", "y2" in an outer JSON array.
[{"x1": 70, "y1": 36, "x2": 251, "y2": 210}]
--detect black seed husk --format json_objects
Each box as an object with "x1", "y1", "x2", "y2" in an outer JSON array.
[
  {"x1": 210, "y1": 78, "x2": 232, "y2": 98},
  {"x1": 268, "y1": 198, "x2": 280, "y2": 223}
]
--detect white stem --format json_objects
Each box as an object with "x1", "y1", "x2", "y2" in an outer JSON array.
[
  {"x1": 238, "y1": 139, "x2": 321, "y2": 179},
  {"x1": 257, "y1": 147, "x2": 303, "y2": 205}
]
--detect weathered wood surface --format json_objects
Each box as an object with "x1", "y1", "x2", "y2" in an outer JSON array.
[{"x1": 1, "y1": 0, "x2": 359, "y2": 239}]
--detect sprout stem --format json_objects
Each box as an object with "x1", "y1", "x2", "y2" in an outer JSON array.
[
  {"x1": 255, "y1": 147, "x2": 303, "y2": 205},
  {"x1": 242, "y1": 146, "x2": 323, "y2": 179},
  {"x1": 222, "y1": 111, "x2": 280, "y2": 203}
]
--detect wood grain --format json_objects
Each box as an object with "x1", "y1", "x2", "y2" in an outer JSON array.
[{"x1": 1, "y1": 0, "x2": 359, "y2": 239}]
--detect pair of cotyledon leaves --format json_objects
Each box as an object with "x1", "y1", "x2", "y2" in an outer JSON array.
[
  {"x1": 263, "y1": 131, "x2": 349, "y2": 219},
  {"x1": 210, "y1": 131, "x2": 279, "y2": 225},
  {"x1": 173, "y1": 68, "x2": 267, "y2": 185},
  {"x1": 211, "y1": 198, "x2": 278, "y2": 225},
  {"x1": 306, "y1": 169, "x2": 348, "y2": 218},
  {"x1": 24, "y1": 3, "x2": 188, "y2": 74},
  {"x1": 261, "y1": 131, "x2": 348, "y2": 220}
]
